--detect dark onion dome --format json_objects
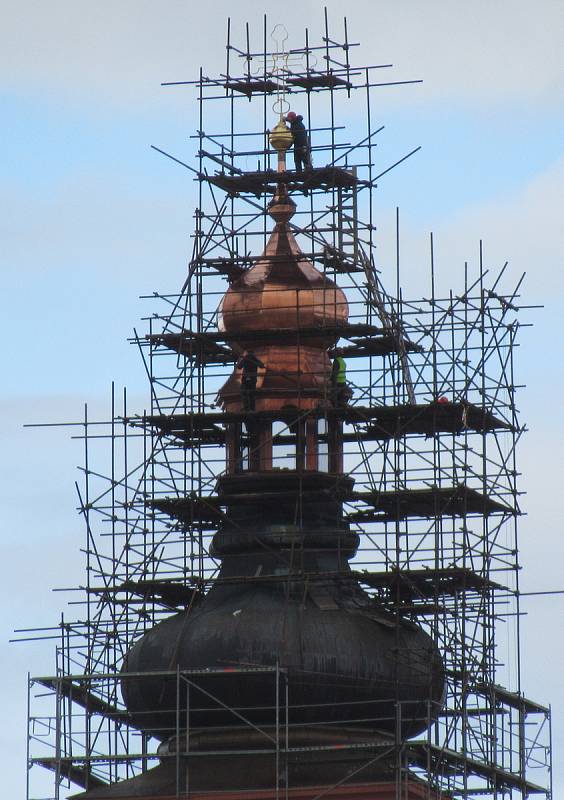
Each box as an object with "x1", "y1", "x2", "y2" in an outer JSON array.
[{"x1": 121, "y1": 575, "x2": 445, "y2": 741}]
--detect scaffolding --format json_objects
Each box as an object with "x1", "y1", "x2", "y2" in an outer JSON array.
[{"x1": 22, "y1": 12, "x2": 551, "y2": 800}]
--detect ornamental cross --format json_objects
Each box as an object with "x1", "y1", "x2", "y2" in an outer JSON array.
[{"x1": 251, "y1": 24, "x2": 317, "y2": 115}]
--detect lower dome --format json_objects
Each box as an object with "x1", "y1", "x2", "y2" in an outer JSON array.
[{"x1": 121, "y1": 579, "x2": 444, "y2": 741}]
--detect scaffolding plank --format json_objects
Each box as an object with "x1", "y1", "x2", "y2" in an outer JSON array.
[
  {"x1": 475, "y1": 682, "x2": 549, "y2": 715},
  {"x1": 88, "y1": 579, "x2": 204, "y2": 609},
  {"x1": 224, "y1": 78, "x2": 282, "y2": 95},
  {"x1": 348, "y1": 485, "x2": 514, "y2": 522},
  {"x1": 200, "y1": 257, "x2": 247, "y2": 280},
  {"x1": 340, "y1": 335, "x2": 422, "y2": 357},
  {"x1": 205, "y1": 165, "x2": 361, "y2": 197},
  {"x1": 151, "y1": 415, "x2": 226, "y2": 446},
  {"x1": 148, "y1": 331, "x2": 234, "y2": 364},
  {"x1": 32, "y1": 758, "x2": 107, "y2": 790},
  {"x1": 150, "y1": 496, "x2": 225, "y2": 526},
  {"x1": 316, "y1": 247, "x2": 365, "y2": 274},
  {"x1": 286, "y1": 73, "x2": 352, "y2": 90},
  {"x1": 340, "y1": 402, "x2": 512, "y2": 436},
  {"x1": 353, "y1": 567, "x2": 502, "y2": 597},
  {"x1": 408, "y1": 742, "x2": 546, "y2": 794},
  {"x1": 35, "y1": 677, "x2": 134, "y2": 729}
]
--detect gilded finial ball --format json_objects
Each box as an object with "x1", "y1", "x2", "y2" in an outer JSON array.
[{"x1": 269, "y1": 116, "x2": 293, "y2": 153}]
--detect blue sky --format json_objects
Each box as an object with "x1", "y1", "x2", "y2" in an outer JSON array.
[{"x1": 1, "y1": 1, "x2": 563, "y2": 796}]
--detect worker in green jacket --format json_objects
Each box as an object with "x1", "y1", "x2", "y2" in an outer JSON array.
[{"x1": 331, "y1": 348, "x2": 349, "y2": 407}]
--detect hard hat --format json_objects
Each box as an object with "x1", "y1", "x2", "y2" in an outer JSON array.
[{"x1": 286, "y1": 111, "x2": 297, "y2": 121}]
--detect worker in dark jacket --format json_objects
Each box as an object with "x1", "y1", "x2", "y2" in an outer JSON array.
[
  {"x1": 286, "y1": 111, "x2": 312, "y2": 172},
  {"x1": 237, "y1": 350, "x2": 265, "y2": 411}
]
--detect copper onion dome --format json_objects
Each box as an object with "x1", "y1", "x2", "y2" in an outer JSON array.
[{"x1": 218, "y1": 117, "x2": 348, "y2": 412}]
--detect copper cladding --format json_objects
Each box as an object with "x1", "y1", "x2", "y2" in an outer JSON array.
[{"x1": 218, "y1": 186, "x2": 348, "y2": 412}]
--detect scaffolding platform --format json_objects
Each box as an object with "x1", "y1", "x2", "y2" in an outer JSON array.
[
  {"x1": 148, "y1": 323, "x2": 421, "y2": 363},
  {"x1": 149, "y1": 481, "x2": 512, "y2": 528},
  {"x1": 408, "y1": 742, "x2": 546, "y2": 795},
  {"x1": 148, "y1": 330, "x2": 234, "y2": 364},
  {"x1": 286, "y1": 71, "x2": 352, "y2": 90},
  {"x1": 224, "y1": 78, "x2": 282, "y2": 96},
  {"x1": 340, "y1": 335, "x2": 423, "y2": 357},
  {"x1": 200, "y1": 256, "x2": 247, "y2": 281},
  {"x1": 141, "y1": 402, "x2": 511, "y2": 447},
  {"x1": 338, "y1": 402, "x2": 512, "y2": 435},
  {"x1": 96, "y1": 579, "x2": 203, "y2": 609},
  {"x1": 475, "y1": 683, "x2": 550, "y2": 716},
  {"x1": 86, "y1": 567, "x2": 503, "y2": 605},
  {"x1": 349, "y1": 485, "x2": 514, "y2": 522},
  {"x1": 205, "y1": 165, "x2": 361, "y2": 197},
  {"x1": 33, "y1": 759, "x2": 105, "y2": 792},
  {"x1": 200, "y1": 250, "x2": 365, "y2": 278},
  {"x1": 35, "y1": 677, "x2": 133, "y2": 730},
  {"x1": 316, "y1": 247, "x2": 365, "y2": 274},
  {"x1": 355, "y1": 567, "x2": 502, "y2": 597}
]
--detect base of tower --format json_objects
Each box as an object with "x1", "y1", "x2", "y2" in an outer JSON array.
[
  {"x1": 72, "y1": 724, "x2": 450, "y2": 800},
  {"x1": 73, "y1": 779, "x2": 443, "y2": 800}
]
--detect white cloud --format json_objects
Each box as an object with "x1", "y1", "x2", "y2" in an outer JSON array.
[
  {"x1": 2, "y1": 0, "x2": 562, "y2": 108},
  {"x1": 431, "y1": 157, "x2": 564, "y2": 313},
  {"x1": 351, "y1": 0, "x2": 564, "y2": 106},
  {"x1": 373, "y1": 155, "x2": 564, "y2": 303}
]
